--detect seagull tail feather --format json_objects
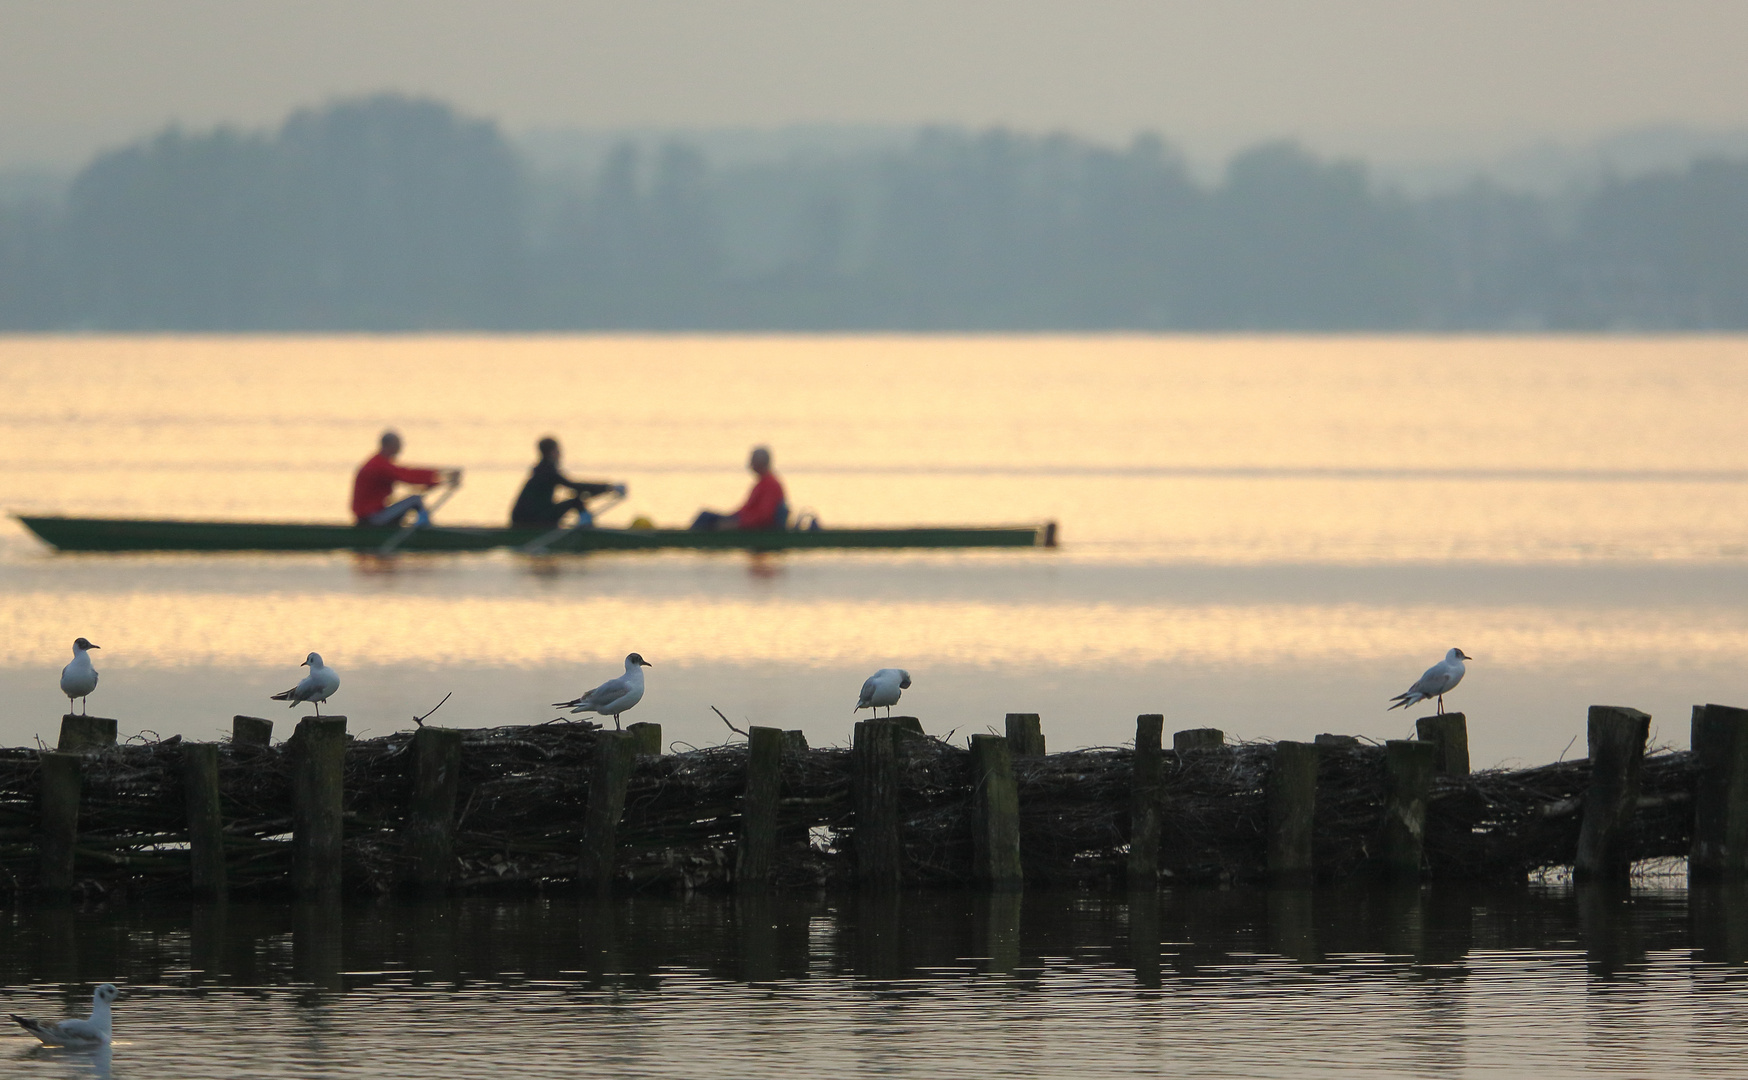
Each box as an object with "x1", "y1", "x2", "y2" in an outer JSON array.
[{"x1": 10, "y1": 1015, "x2": 54, "y2": 1043}]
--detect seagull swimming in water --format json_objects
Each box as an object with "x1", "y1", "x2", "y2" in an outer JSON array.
[
  {"x1": 854, "y1": 668, "x2": 911, "y2": 717},
  {"x1": 10, "y1": 983, "x2": 117, "y2": 1047},
  {"x1": 553, "y1": 653, "x2": 651, "y2": 729},
  {"x1": 270, "y1": 652, "x2": 340, "y2": 715},
  {"x1": 1388, "y1": 648, "x2": 1472, "y2": 714},
  {"x1": 59, "y1": 638, "x2": 100, "y2": 715}
]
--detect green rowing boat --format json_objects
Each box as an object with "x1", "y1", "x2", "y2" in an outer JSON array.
[{"x1": 14, "y1": 515, "x2": 1057, "y2": 554}]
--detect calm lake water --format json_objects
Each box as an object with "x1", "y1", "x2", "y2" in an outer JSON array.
[
  {"x1": 5, "y1": 886, "x2": 1748, "y2": 1078},
  {"x1": 6, "y1": 336, "x2": 1748, "y2": 1077},
  {"x1": 4, "y1": 335, "x2": 1748, "y2": 761}
]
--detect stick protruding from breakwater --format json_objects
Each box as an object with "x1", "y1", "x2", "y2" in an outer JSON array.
[
  {"x1": 1691, "y1": 703, "x2": 1748, "y2": 880},
  {"x1": 58, "y1": 714, "x2": 116, "y2": 753},
  {"x1": 38, "y1": 752, "x2": 81, "y2": 898},
  {"x1": 1128, "y1": 715, "x2": 1164, "y2": 886},
  {"x1": 1268, "y1": 741, "x2": 1318, "y2": 883},
  {"x1": 970, "y1": 734, "x2": 1022, "y2": 886},
  {"x1": 580, "y1": 731, "x2": 637, "y2": 894},
  {"x1": 232, "y1": 715, "x2": 272, "y2": 747},
  {"x1": 737, "y1": 726, "x2": 784, "y2": 887},
  {"x1": 852, "y1": 719, "x2": 903, "y2": 889},
  {"x1": 405, "y1": 726, "x2": 464, "y2": 894},
  {"x1": 1415, "y1": 713, "x2": 1469, "y2": 776},
  {"x1": 184, "y1": 742, "x2": 226, "y2": 898},
  {"x1": 1005, "y1": 713, "x2": 1045, "y2": 756}
]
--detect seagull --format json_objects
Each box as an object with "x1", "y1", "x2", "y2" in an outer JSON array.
[
  {"x1": 553, "y1": 653, "x2": 651, "y2": 729},
  {"x1": 59, "y1": 638, "x2": 100, "y2": 716},
  {"x1": 270, "y1": 652, "x2": 340, "y2": 716},
  {"x1": 1388, "y1": 648, "x2": 1473, "y2": 714},
  {"x1": 854, "y1": 668, "x2": 911, "y2": 717},
  {"x1": 10, "y1": 983, "x2": 117, "y2": 1047}
]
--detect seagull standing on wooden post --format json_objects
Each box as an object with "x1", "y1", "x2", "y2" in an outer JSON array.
[
  {"x1": 854, "y1": 668, "x2": 911, "y2": 718},
  {"x1": 1388, "y1": 648, "x2": 1472, "y2": 715},
  {"x1": 270, "y1": 652, "x2": 341, "y2": 715},
  {"x1": 59, "y1": 638, "x2": 100, "y2": 715},
  {"x1": 554, "y1": 653, "x2": 651, "y2": 729}
]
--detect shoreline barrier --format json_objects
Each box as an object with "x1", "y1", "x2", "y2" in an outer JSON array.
[{"x1": 0, "y1": 708, "x2": 1709, "y2": 902}]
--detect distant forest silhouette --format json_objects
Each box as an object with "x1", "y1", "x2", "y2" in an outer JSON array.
[{"x1": 3, "y1": 95, "x2": 1747, "y2": 331}]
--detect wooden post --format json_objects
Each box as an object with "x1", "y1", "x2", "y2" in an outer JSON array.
[
  {"x1": 1414, "y1": 713, "x2": 1470, "y2": 775},
  {"x1": 851, "y1": 719, "x2": 902, "y2": 888},
  {"x1": 888, "y1": 716, "x2": 923, "y2": 736},
  {"x1": 1128, "y1": 715, "x2": 1165, "y2": 886},
  {"x1": 38, "y1": 752, "x2": 81, "y2": 897},
  {"x1": 1381, "y1": 739, "x2": 1438, "y2": 877},
  {"x1": 1174, "y1": 728, "x2": 1223, "y2": 753},
  {"x1": 783, "y1": 730, "x2": 809, "y2": 753},
  {"x1": 183, "y1": 743, "x2": 227, "y2": 898},
  {"x1": 291, "y1": 716, "x2": 347, "y2": 899},
  {"x1": 626, "y1": 722, "x2": 662, "y2": 756},
  {"x1": 1005, "y1": 713, "x2": 1046, "y2": 756},
  {"x1": 737, "y1": 726, "x2": 784, "y2": 887},
  {"x1": 1576, "y1": 706, "x2": 1652, "y2": 883},
  {"x1": 1314, "y1": 734, "x2": 1360, "y2": 748},
  {"x1": 57, "y1": 715, "x2": 116, "y2": 753},
  {"x1": 405, "y1": 726, "x2": 464, "y2": 894},
  {"x1": 578, "y1": 731, "x2": 637, "y2": 894},
  {"x1": 1267, "y1": 741, "x2": 1318, "y2": 883},
  {"x1": 969, "y1": 734, "x2": 1023, "y2": 886},
  {"x1": 1692, "y1": 703, "x2": 1748, "y2": 880},
  {"x1": 232, "y1": 715, "x2": 273, "y2": 747}
]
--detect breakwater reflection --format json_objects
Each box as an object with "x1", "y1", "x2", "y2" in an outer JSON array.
[{"x1": 4, "y1": 885, "x2": 1748, "y2": 1077}]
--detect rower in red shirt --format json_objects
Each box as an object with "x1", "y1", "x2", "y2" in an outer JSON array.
[
  {"x1": 351, "y1": 431, "x2": 462, "y2": 527},
  {"x1": 691, "y1": 446, "x2": 788, "y2": 531}
]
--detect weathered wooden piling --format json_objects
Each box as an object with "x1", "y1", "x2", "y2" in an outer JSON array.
[
  {"x1": 1381, "y1": 739, "x2": 1438, "y2": 877},
  {"x1": 1127, "y1": 715, "x2": 1165, "y2": 885},
  {"x1": 38, "y1": 752, "x2": 82, "y2": 897},
  {"x1": 578, "y1": 731, "x2": 638, "y2": 893},
  {"x1": 183, "y1": 742, "x2": 227, "y2": 897},
  {"x1": 1576, "y1": 706, "x2": 1652, "y2": 882},
  {"x1": 404, "y1": 726, "x2": 464, "y2": 894},
  {"x1": 783, "y1": 730, "x2": 809, "y2": 753},
  {"x1": 291, "y1": 716, "x2": 347, "y2": 899},
  {"x1": 626, "y1": 722, "x2": 662, "y2": 756},
  {"x1": 1267, "y1": 741, "x2": 1318, "y2": 883},
  {"x1": 888, "y1": 716, "x2": 924, "y2": 736},
  {"x1": 1692, "y1": 703, "x2": 1748, "y2": 880},
  {"x1": 1005, "y1": 713, "x2": 1046, "y2": 756},
  {"x1": 1414, "y1": 713, "x2": 1470, "y2": 775},
  {"x1": 232, "y1": 715, "x2": 272, "y2": 747},
  {"x1": 57, "y1": 714, "x2": 116, "y2": 752},
  {"x1": 1173, "y1": 728, "x2": 1223, "y2": 753},
  {"x1": 969, "y1": 734, "x2": 1023, "y2": 886},
  {"x1": 1314, "y1": 734, "x2": 1360, "y2": 748},
  {"x1": 852, "y1": 719, "x2": 902, "y2": 888},
  {"x1": 736, "y1": 726, "x2": 784, "y2": 887}
]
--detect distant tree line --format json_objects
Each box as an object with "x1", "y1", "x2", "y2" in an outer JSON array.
[{"x1": 3, "y1": 95, "x2": 1747, "y2": 331}]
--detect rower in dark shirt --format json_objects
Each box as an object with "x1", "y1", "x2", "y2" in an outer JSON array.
[{"x1": 511, "y1": 438, "x2": 617, "y2": 527}]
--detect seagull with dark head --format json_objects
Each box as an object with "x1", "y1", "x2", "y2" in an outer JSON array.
[
  {"x1": 270, "y1": 652, "x2": 340, "y2": 715},
  {"x1": 854, "y1": 668, "x2": 911, "y2": 718},
  {"x1": 554, "y1": 652, "x2": 651, "y2": 729},
  {"x1": 59, "y1": 637, "x2": 100, "y2": 715},
  {"x1": 1388, "y1": 648, "x2": 1472, "y2": 714}
]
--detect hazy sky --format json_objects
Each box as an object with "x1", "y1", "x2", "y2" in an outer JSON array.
[{"x1": 3, "y1": 1, "x2": 1747, "y2": 169}]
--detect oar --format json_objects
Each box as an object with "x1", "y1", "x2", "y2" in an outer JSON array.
[
  {"x1": 377, "y1": 476, "x2": 461, "y2": 556},
  {"x1": 521, "y1": 486, "x2": 626, "y2": 554}
]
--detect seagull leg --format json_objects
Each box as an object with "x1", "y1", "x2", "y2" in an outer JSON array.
[
  {"x1": 1436, "y1": 695, "x2": 1444, "y2": 715},
  {"x1": 614, "y1": 713, "x2": 622, "y2": 731}
]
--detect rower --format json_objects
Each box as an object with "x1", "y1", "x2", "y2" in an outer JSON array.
[
  {"x1": 691, "y1": 445, "x2": 787, "y2": 531},
  {"x1": 511, "y1": 437, "x2": 619, "y2": 528},
  {"x1": 351, "y1": 430, "x2": 461, "y2": 527}
]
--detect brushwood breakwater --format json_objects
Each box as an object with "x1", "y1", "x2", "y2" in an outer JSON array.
[{"x1": 0, "y1": 704, "x2": 1739, "y2": 903}]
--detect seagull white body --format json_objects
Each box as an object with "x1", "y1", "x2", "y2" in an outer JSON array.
[
  {"x1": 1388, "y1": 648, "x2": 1472, "y2": 714},
  {"x1": 59, "y1": 638, "x2": 100, "y2": 715},
  {"x1": 10, "y1": 983, "x2": 116, "y2": 1047},
  {"x1": 855, "y1": 668, "x2": 911, "y2": 717},
  {"x1": 554, "y1": 653, "x2": 651, "y2": 729},
  {"x1": 271, "y1": 652, "x2": 340, "y2": 715}
]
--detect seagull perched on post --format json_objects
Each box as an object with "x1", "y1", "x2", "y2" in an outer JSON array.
[
  {"x1": 59, "y1": 638, "x2": 100, "y2": 715},
  {"x1": 854, "y1": 668, "x2": 911, "y2": 717},
  {"x1": 1388, "y1": 648, "x2": 1472, "y2": 714},
  {"x1": 10, "y1": 983, "x2": 117, "y2": 1047},
  {"x1": 270, "y1": 652, "x2": 340, "y2": 715},
  {"x1": 553, "y1": 653, "x2": 651, "y2": 729}
]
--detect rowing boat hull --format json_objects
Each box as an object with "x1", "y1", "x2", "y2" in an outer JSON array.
[{"x1": 14, "y1": 515, "x2": 1056, "y2": 553}]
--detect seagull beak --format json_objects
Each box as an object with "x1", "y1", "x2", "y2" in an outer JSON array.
[
  {"x1": 301, "y1": 660, "x2": 309, "y2": 667},
  {"x1": 89, "y1": 644, "x2": 100, "y2": 650}
]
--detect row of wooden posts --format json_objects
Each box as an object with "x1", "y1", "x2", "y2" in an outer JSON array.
[{"x1": 32, "y1": 701, "x2": 1748, "y2": 898}]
